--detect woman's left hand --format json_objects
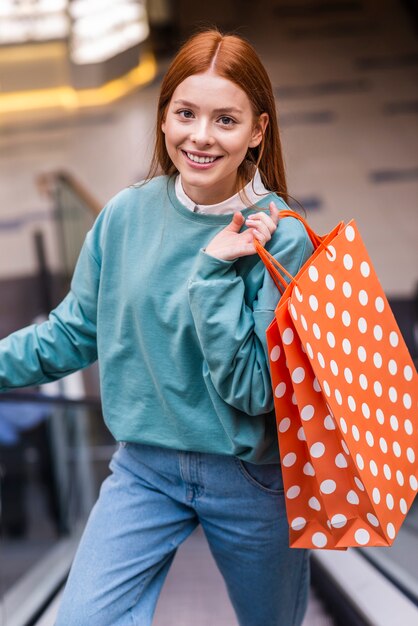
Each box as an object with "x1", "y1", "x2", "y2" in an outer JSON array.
[{"x1": 205, "y1": 201, "x2": 280, "y2": 261}]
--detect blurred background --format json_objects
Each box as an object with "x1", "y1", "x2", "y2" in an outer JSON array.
[{"x1": 0, "y1": 1, "x2": 417, "y2": 625}]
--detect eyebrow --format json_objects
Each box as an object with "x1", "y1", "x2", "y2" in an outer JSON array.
[{"x1": 173, "y1": 100, "x2": 243, "y2": 114}]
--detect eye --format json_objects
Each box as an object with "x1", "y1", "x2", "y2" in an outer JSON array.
[
  {"x1": 177, "y1": 109, "x2": 194, "y2": 119},
  {"x1": 218, "y1": 115, "x2": 235, "y2": 126}
]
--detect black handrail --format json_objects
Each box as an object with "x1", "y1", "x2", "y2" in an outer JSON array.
[{"x1": 0, "y1": 391, "x2": 101, "y2": 408}]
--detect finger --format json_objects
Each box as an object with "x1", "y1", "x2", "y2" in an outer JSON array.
[
  {"x1": 225, "y1": 211, "x2": 245, "y2": 233},
  {"x1": 245, "y1": 218, "x2": 272, "y2": 241},
  {"x1": 246, "y1": 211, "x2": 277, "y2": 235},
  {"x1": 269, "y1": 201, "x2": 280, "y2": 224}
]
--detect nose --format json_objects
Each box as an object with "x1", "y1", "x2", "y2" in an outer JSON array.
[{"x1": 190, "y1": 119, "x2": 215, "y2": 147}]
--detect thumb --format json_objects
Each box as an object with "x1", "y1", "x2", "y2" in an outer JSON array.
[{"x1": 226, "y1": 211, "x2": 245, "y2": 232}]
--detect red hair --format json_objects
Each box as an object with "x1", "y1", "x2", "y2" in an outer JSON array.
[{"x1": 147, "y1": 29, "x2": 288, "y2": 203}]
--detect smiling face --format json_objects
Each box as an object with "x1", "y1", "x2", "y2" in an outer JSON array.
[{"x1": 161, "y1": 71, "x2": 268, "y2": 205}]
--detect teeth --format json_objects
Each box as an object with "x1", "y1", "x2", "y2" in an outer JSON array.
[{"x1": 186, "y1": 152, "x2": 217, "y2": 164}]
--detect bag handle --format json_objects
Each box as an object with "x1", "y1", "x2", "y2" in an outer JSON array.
[{"x1": 254, "y1": 209, "x2": 325, "y2": 293}]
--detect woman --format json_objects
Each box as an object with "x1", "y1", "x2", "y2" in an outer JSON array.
[{"x1": 0, "y1": 30, "x2": 313, "y2": 626}]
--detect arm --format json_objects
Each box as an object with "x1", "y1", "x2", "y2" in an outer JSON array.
[
  {"x1": 188, "y1": 215, "x2": 312, "y2": 415},
  {"x1": 0, "y1": 218, "x2": 104, "y2": 391}
]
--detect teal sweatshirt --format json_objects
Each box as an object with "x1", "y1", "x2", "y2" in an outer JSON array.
[{"x1": 0, "y1": 176, "x2": 313, "y2": 463}]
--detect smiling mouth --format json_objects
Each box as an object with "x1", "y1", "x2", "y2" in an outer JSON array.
[{"x1": 182, "y1": 150, "x2": 221, "y2": 164}]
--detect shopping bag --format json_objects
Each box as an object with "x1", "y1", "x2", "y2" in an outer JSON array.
[{"x1": 255, "y1": 211, "x2": 417, "y2": 550}]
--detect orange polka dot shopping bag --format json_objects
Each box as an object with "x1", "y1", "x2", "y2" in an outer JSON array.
[{"x1": 255, "y1": 211, "x2": 417, "y2": 550}]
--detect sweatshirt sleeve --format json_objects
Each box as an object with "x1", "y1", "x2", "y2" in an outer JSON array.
[
  {"x1": 187, "y1": 217, "x2": 313, "y2": 415},
  {"x1": 0, "y1": 210, "x2": 107, "y2": 391}
]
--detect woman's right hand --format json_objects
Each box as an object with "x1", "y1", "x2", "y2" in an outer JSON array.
[{"x1": 205, "y1": 201, "x2": 280, "y2": 261}]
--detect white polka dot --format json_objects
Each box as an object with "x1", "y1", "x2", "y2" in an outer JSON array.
[
  {"x1": 396, "y1": 471, "x2": 404, "y2": 486},
  {"x1": 312, "y1": 532, "x2": 328, "y2": 548},
  {"x1": 290, "y1": 303, "x2": 298, "y2": 320},
  {"x1": 388, "y1": 359, "x2": 397, "y2": 375},
  {"x1": 278, "y1": 417, "x2": 290, "y2": 433},
  {"x1": 348, "y1": 396, "x2": 356, "y2": 412},
  {"x1": 301, "y1": 405, "x2": 315, "y2": 421},
  {"x1": 379, "y1": 437, "x2": 388, "y2": 453},
  {"x1": 342, "y1": 310, "x2": 351, "y2": 327},
  {"x1": 331, "y1": 514, "x2": 347, "y2": 528},
  {"x1": 283, "y1": 328, "x2": 294, "y2": 345},
  {"x1": 386, "y1": 493, "x2": 394, "y2": 510},
  {"x1": 360, "y1": 261, "x2": 370, "y2": 277},
  {"x1": 295, "y1": 286, "x2": 303, "y2": 302},
  {"x1": 407, "y1": 447, "x2": 415, "y2": 464},
  {"x1": 287, "y1": 486, "x2": 301, "y2": 499},
  {"x1": 275, "y1": 382, "x2": 286, "y2": 398},
  {"x1": 303, "y1": 462, "x2": 315, "y2": 476},
  {"x1": 320, "y1": 480, "x2": 336, "y2": 494},
  {"x1": 306, "y1": 343, "x2": 314, "y2": 359},
  {"x1": 354, "y1": 477, "x2": 365, "y2": 491},
  {"x1": 404, "y1": 419, "x2": 413, "y2": 435},
  {"x1": 367, "y1": 513, "x2": 379, "y2": 527},
  {"x1": 300, "y1": 314, "x2": 308, "y2": 331},
  {"x1": 387, "y1": 523, "x2": 396, "y2": 540},
  {"x1": 393, "y1": 441, "x2": 401, "y2": 457},
  {"x1": 342, "y1": 282, "x2": 352, "y2": 298},
  {"x1": 358, "y1": 317, "x2": 367, "y2": 334},
  {"x1": 335, "y1": 453, "x2": 348, "y2": 468},
  {"x1": 309, "y1": 497, "x2": 321, "y2": 510},
  {"x1": 283, "y1": 452, "x2": 297, "y2": 467},
  {"x1": 339, "y1": 417, "x2": 347, "y2": 433},
  {"x1": 374, "y1": 325, "x2": 383, "y2": 341},
  {"x1": 327, "y1": 332, "x2": 336, "y2": 348},
  {"x1": 358, "y1": 346, "x2": 367, "y2": 362},
  {"x1": 313, "y1": 377, "x2": 321, "y2": 392},
  {"x1": 324, "y1": 414, "x2": 335, "y2": 430},
  {"x1": 404, "y1": 365, "x2": 413, "y2": 381},
  {"x1": 356, "y1": 454, "x2": 364, "y2": 470},
  {"x1": 359, "y1": 374, "x2": 368, "y2": 390},
  {"x1": 383, "y1": 464, "x2": 392, "y2": 480},
  {"x1": 341, "y1": 440, "x2": 350, "y2": 455},
  {"x1": 291, "y1": 517, "x2": 307, "y2": 531},
  {"x1": 330, "y1": 360, "x2": 339, "y2": 376},
  {"x1": 400, "y1": 498, "x2": 407, "y2": 514},
  {"x1": 352, "y1": 425, "x2": 360, "y2": 441},
  {"x1": 365, "y1": 431, "x2": 374, "y2": 447},
  {"x1": 342, "y1": 338, "x2": 352, "y2": 355},
  {"x1": 335, "y1": 389, "x2": 343, "y2": 405},
  {"x1": 372, "y1": 488, "x2": 381, "y2": 504},
  {"x1": 309, "y1": 295, "x2": 318, "y2": 311},
  {"x1": 323, "y1": 380, "x2": 331, "y2": 397},
  {"x1": 389, "y1": 331, "x2": 399, "y2": 347},
  {"x1": 345, "y1": 225, "x2": 355, "y2": 241},
  {"x1": 343, "y1": 254, "x2": 353, "y2": 270},
  {"x1": 373, "y1": 353, "x2": 383, "y2": 368},
  {"x1": 369, "y1": 460, "x2": 378, "y2": 476},
  {"x1": 347, "y1": 490, "x2": 359, "y2": 505},
  {"x1": 410, "y1": 475, "x2": 418, "y2": 491},
  {"x1": 317, "y1": 352, "x2": 325, "y2": 368},
  {"x1": 297, "y1": 427, "x2": 306, "y2": 441},
  {"x1": 387, "y1": 414, "x2": 398, "y2": 431},
  {"x1": 344, "y1": 368, "x2": 353, "y2": 384},
  {"x1": 308, "y1": 266, "x2": 319, "y2": 282},
  {"x1": 270, "y1": 345, "x2": 281, "y2": 362},
  {"x1": 355, "y1": 529, "x2": 370, "y2": 546},
  {"x1": 325, "y1": 274, "x2": 335, "y2": 290},
  {"x1": 403, "y1": 393, "x2": 412, "y2": 409},
  {"x1": 312, "y1": 323, "x2": 321, "y2": 340},
  {"x1": 326, "y1": 302, "x2": 335, "y2": 319},
  {"x1": 362, "y1": 403, "x2": 370, "y2": 419},
  {"x1": 310, "y1": 442, "x2": 325, "y2": 458},
  {"x1": 374, "y1": 381, "x2": 383, "y2": 397},
  {"x1": 375, "y1": 297, "x2": 385, "y2": 313},
  {"x1": 291, "y1": 367, "x2": 305, "y2": 384},
  {"x1": 326, "y1": 245, "x2": 337, "y2": 261},
  {"x1": 389, "y1": 387, "x2": 397, "y2": 403},
  {"x1": 376, "y1": 409, "x2": 385, "y2": 424},
  {"x1": 359, "y1": 290, "x2": 368, "y2": 306}
]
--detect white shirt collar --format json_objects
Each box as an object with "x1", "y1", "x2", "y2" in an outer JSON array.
[{"x1": 175, "y1": 169, "x2": 271, "y2": 215}]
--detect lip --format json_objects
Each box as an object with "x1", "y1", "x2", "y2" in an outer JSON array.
[{"x1": 181, "y1": 149, "x2": 222, "y2": 169}]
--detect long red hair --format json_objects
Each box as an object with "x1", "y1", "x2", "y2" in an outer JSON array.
[{"x1": 147, "y1": 29, "x2": 288, "y2": 203}]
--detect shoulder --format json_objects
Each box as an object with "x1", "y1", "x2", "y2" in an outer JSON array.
[{"x1": 105, "y1": 175, "x2": 170, "y2": 215}]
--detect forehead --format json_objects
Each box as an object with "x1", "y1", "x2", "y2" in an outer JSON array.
[{"x1": 171, "y1": 71, "x2": 252, "y2": 111}]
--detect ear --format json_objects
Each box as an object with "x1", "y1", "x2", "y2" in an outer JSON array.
[
  {"x1": 161, "y1": 119, "x2": 166, "y2": 134},
  {"x1": 249, "y1": 113, "x2": 269, "y2": 148}
]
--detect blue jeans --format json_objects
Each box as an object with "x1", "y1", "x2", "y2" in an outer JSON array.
[{"x1": 56, "y1": 443, "x2": 310, "y2": 626}]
